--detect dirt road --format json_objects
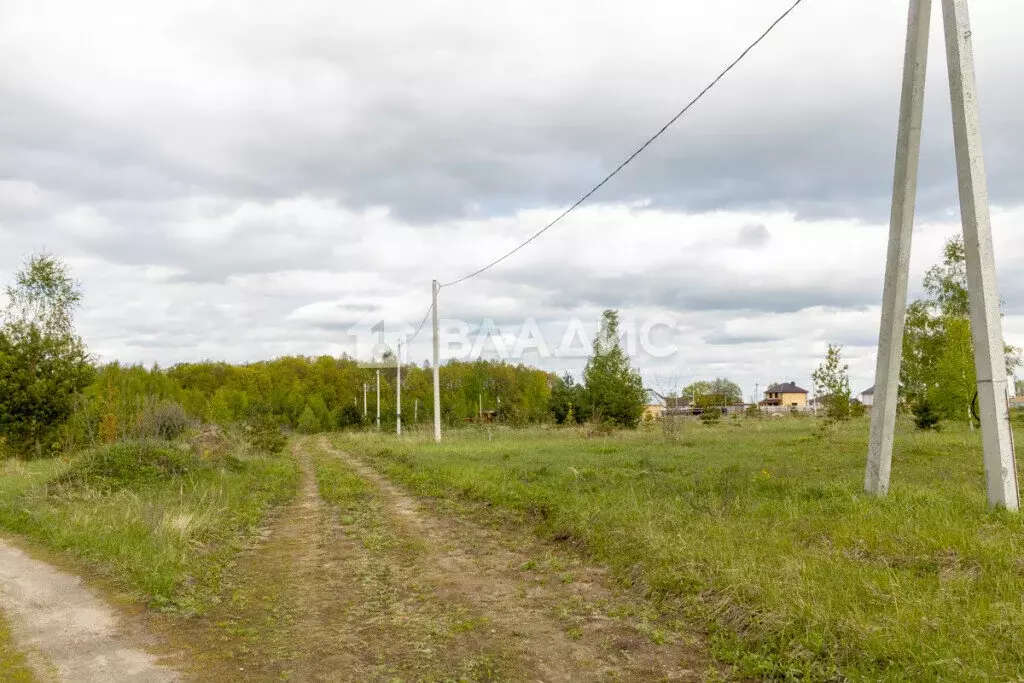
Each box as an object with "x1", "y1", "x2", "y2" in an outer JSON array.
[
  {"x1": 0, "y1": 539, "x2": 178, "y2": 682},
  {"x1": 0, "y1": 438, "x2": 715, "y2": 681}
]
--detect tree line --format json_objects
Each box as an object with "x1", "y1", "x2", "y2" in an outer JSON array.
[{"x1": 1, "y1": 254, "x2": 653, "y2": 457}]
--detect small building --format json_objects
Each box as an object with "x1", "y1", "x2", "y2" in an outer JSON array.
[
  {"x1": 762, "y1": 381, "x2": 808, "y2": 408},
  {"x1": 644, "y1": 389, "x2": 667, "y2": 420},
  {"x1": 860, "y1": 386, "x2": 875, "y2": 407},
  {"x1": 664, "y1": 395, "x2": 694, "y2": 416}
]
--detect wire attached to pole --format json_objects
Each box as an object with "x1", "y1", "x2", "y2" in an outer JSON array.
[
  {"x1": 440, "y1": 0, "x2": 808, "y2": 289},
  {"x1": 405, "y1": 302, "x2": 435, "y2": 343}
]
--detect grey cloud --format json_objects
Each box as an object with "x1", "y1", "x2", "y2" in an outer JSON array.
[
  {"x1": 703, "y1": 331, "x2": 785, "y2": 345},
  {"x1": 5, "y1": 2, "x2": 1024, "y2": 225},
  {"x1": 529, "y1": 270, "x2": 879, "y2": 315},
  {"x1": 737, "y1": 224, "x2": 771, "y2": 249}
]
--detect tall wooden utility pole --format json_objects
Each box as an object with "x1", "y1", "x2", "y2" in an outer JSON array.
[{"x1": 867, "y1": 0, "x2": 1018, "y2": 509}]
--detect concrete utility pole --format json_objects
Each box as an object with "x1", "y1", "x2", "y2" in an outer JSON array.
[
  {"x1": 867, "y1": 0, "x2": 1018, "y2": 510},
  {"x1": 396, "y1": 341, "x2": 402, "y2": 436},
  {"x1": 376, "y1": 369, "x2": 381, "y2": 431},
  {"x1": 363, "y1": 383, "x2": 367, "y2": 417},
  {"x1": 432, "y1": 279, "x2": 441, "y2": 443},
  {"x1": 414, "y1": 398, "x2": 419, "y2": 423}
]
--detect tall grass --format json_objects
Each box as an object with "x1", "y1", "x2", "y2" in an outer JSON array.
[
  {"x1": 338, "y1": 419, "x2": 1024, "y2": 680},
  {"x1": 0, "y1": 440, "x2": 298, "y2": 613}
]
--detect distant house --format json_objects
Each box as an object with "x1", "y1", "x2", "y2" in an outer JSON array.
[
  {"x1": 664, "y1": 395, "x2": 694, "y2": 415},
  {"x1": 860, "y1": 386, "x2": 875, "y2": 407},
  {"x1": 762, "y1": 381, "x2": 808, "y2": 408},
  {"x1": 644, "y1": 390, "x2": 667, "y2": 420}
]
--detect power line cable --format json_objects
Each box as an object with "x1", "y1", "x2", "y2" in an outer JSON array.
[
  {"x1": 441, "y1": 0, "x2": 807, "y2": 288},
  {"x1": 405, "y1": 302, "x2": 435, "y2": 343}
]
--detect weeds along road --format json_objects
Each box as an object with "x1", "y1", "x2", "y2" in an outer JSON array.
[{"x1": 147, "y1": 435, "x2": 713, "y2": 681}]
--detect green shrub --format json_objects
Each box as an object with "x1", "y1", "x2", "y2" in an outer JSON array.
[
  {"x1": 335, "y1": 404, "x2": 364, "y2": 430},
  {"x1": 297, "y1": 406, "x2": 319, "y2": 434},
  {"x1": 699, "y1": 409, "x2": 722, "y2": 425},
  {"x1": 138, "y1": 398, "x2": 195, "y2": 440},
  {"x1": 51, "y1": 441, "x2": 206, "y2": 492},
  {"x1": 913, "y1": 400, "x2": 940, "y2": 431},
  {"x1": 248, "y1": 416, "x2": 287, "y2": 455}
]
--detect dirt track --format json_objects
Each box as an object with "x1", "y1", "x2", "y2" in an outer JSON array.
[
  {"x1": 0, "y1": 438, "x2": 714, "y2": 681},
  {"x1": 321, "y1": 437, "x2": 711, "y2": 681},
  {"x1": 0, "y1": 539, "x2": 178, "y2": 682}
]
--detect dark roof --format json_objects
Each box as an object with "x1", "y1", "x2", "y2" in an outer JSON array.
[
  {"x1": 645, "y1": 389, "x2": 666, "y2": 406},
  {"x1": 765, "y1": 382, "x2": 808, "y2": 394},
  {"x1": 860, "y1": 386, "x2": 875, "y2": 396}
]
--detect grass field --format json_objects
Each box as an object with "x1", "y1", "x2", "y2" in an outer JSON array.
[
  {"x1": 338, "y1": 417, "x2": 1024, "y2": 680},
  {"x1": 0, "y1": 439, "x2": 298, "y2": 613}
]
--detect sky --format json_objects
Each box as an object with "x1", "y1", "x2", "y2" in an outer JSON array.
[{"x1": 2, "y1": 0, "x2": 1024, "y2": 401}]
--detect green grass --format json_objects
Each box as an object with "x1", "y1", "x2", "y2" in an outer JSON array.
[
  {"x1": 0, "y1": 440, "x2": 299, "y2": 614},
  {"x1": 338, "y1": 419, "x2": 1024, "y2": 680},
  {"x1": 0, "y1": 613, "x2": 34, "y2": 682}
]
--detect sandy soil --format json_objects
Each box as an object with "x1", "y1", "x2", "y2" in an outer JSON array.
[{"x1": 0, "y1": 539, "x2": 178, "y2": 682}]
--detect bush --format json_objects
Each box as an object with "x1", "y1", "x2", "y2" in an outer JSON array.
[
  {"x1": 138, "y1": 398, "x2": 194, "y2": 440},
  {"x1": 187, "y1": 424, "x2": 232, "y2": 459},
  {"x1": 297, "y1": 406, "x2": 320, "y2": 434},
  {"x1": 699, "y1": 409, "x2": 722, "y2": 425},
  {"x1": 913, "y1": 400, "x2": 940, "y2": 431},
  {"x1": 335, "y1": 404, "x2": 364, "y2": 430},
  {"x1": 51, "y1": 441, "x2": 204, "y2": 492},
  {"x1": 248, "y1": 416, "x2": 287, "y2": 455}
]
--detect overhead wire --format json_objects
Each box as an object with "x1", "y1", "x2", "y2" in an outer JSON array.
[
  {"x1": 405, "y1": 302, "x2": 435, "y2": 343},
  {"x1": 440, "y1": 0, "x2": 807, "y2": 289}
]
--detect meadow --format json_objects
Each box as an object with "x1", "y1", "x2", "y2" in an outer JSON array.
[
  {"x1": 339, "y1": 416, "x2": 1024, "y2": 680},
  {"x1": 0, "y1": 435, "x2": 297, "y2": 613}
]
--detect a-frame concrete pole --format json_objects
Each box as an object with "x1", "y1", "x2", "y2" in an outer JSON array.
[
  {"x1": 940, "y1": 0, "x2": 1019, "y2": 509},
  {"x1": 866, "y1": 0, "x2": 932, "y2": 496}
]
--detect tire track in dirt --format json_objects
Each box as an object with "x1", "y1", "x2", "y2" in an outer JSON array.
[
  {"x1": 322, "y1": 437, "x2": 714, "y2": 682},
  {"x1": 0, "y1": 538, "x2": 178, "y2": 682},
  {"x1": 165, "y1": 438, "x2": 529, "y2": 681}
]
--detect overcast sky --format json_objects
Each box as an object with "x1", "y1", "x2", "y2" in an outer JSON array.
[{"x1": 3, "y1": 0, "x2": 1024, "y2": 399}]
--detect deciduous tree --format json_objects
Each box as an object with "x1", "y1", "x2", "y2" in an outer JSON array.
[
  {"x1": 812, "y1": 344, "x2": 851, "y2": 422},
  {"x1": 901, "y1": 235, "x2": 1021, "y2": 424},
  {"x1": 0, "y1": 253, "x2": 93, "y2": 455}
]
